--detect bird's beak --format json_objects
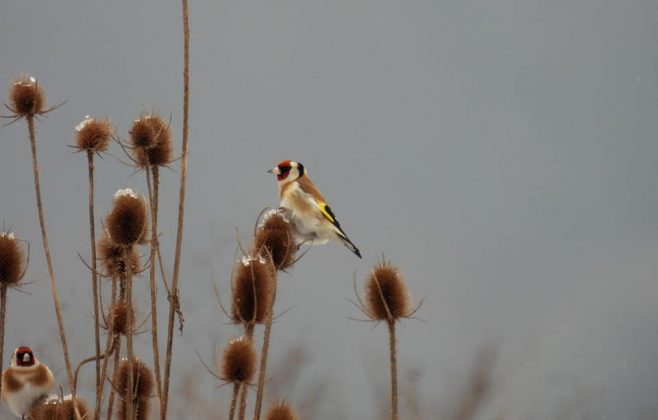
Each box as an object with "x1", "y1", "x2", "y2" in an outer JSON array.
[{"x1": 268, "y1": 167, "x2": 280, "y2": 175}]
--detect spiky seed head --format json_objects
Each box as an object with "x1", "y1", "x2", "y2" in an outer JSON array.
[
  {"x1": 265, "y1": 402, "x2": 299, "y2": 420},
  {"x1": 116, "y1": 357, "x2": 154, "y2": 420},
  {"x1": 220, "y1": 336, "x2": 257, "y2": 384},
  {"x1": 98, "y1": 232, "x2": 140, "y2": 277},
  {"x1": 130, "y1": 115, "x2": 173, "y2": 168},
  {"x1": 106, "y1": 302, "x2": 135, "y2": 336},
  {"x1": 74, "y1": 116, "x2": 112, "y2": 152},
  {"x1": 106, "y1": 189, "x2": 149, "y2": 246},
  {"x1": 231, "y1": 255, "x2": 276, "y2": 324},
  {"x1": 7, "y1": 75, "x2": 45, "y2": 118},
  {"x1": 253, "y1": 209, "x2": 297, "y2": 270},
  {"x1": 365, "y1": 260, "x2": 411, "y2": 321},
  {"x1": 0, "y1": 232, "x2": 24, "y2": 287},
  {"x1": 29, "y1": 395, "x2": 92, "y2": 420}
]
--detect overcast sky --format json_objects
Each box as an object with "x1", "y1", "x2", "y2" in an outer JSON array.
[{"x1": 2, "y1": 0, "x2": 658, "y2": 418}]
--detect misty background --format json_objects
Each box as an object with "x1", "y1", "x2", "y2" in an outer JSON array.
[{"x1": 2, "y1": 0, "x2": 658, "y2": 418}]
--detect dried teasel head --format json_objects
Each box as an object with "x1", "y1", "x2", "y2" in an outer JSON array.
[
  {"x1": 253, "y1": 208, "x2": 297, "y2": 271},
  {"x1": 364, "y1": 259, "x2": 411, "y2": 322},
  {"x1": 104, "y1": 301, "x2": 135, "y2": 336},
  {"x1": 129, "y1": 115, "x2": 173, "y2": 168},
  {"x1": 116, "y1": 357, "x2": 154, "y2": 420},
  {"x1": 6, "y1": 75, "x2": 45, "y2": 118},
  {"x1": 220, "y1": 336, "x2": 257, "y2": 384},
  {"x1": 29, "y1": 394, "x2": 92, "y2": 420},
  {"x1": 105, "y1": 188, "x2": 149, "y2": 247},
  {"x1": 231, "y1": 254, "x2": 276, "y2": 325},
  {"x1": 0, "y1": 231, "x2": 25, "y2": 288},
  {"x1": 98, "y1": 232, "x2": 140, "y2": 277},
  {"x1": 265, "y1": 402, "x2": 299, "y2": 420},
  {"x1": 74, "y1": 115, "x2": 112, "y2": 153}
]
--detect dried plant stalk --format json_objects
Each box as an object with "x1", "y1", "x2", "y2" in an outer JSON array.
[
  {"x1": 388, "y1": 319, "x2": 398, "y2": 420},
  {"x1": 85, "y1": 149, "x2": 102, "y2": 418},
  {"x1": 162, "y1": 0, "x2": 191, "y2": 417},
  {"x1": 124, "y1": 249, "x2": 136, "y2": 420},
  {"x1": 26, "y1": 116, "x2": 78, "y2": 413},
  {"x1": 252, "y1": 278, "x2": 277, "y2": 420},
  {"x1": 229, "y1": 383, "x2": 240, "y2": 420},
  {"x1": 145, "y1": 164, "x2": 163, "y2": 412},
  {"x1": 0, "y1": 285, "x2": 6, "y2": 398}
]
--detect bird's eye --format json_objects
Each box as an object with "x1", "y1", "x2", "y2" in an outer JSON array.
[{"x1": 279, "y1": 166, "x2": 291, "y2": 173}]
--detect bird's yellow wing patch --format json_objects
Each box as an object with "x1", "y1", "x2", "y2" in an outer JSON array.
[{"x1": 314, "y1": 199, "x2": 336, "y2": 223}]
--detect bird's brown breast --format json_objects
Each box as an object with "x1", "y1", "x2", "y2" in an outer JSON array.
[
  {"x1": 26, "y1": 365, "x2": 51, "y2": 387},
  {"x1": 2, "y1": 370, "x2": 24, "y2": 394}
]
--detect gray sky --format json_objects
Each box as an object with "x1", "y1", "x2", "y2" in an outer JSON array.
[{"x1": 2, "y1": 0, "x2": 658, "y2": 418}]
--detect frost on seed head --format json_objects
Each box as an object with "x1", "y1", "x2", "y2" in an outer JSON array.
[
  {"x1": 258, "y1": 208, "x2": 290, "y2": 229},
  {"x1": 0, "y1": 232, "x2": 15, "y2": 240},
  {"x1": 13, "y1": 76, "x2": 36, "y2": 86},
  {"x1": 241, "y1": 255, "x2": 268, "y2": 266},
  {"x1": 113, "y1": 188, "x2": 138, "y2": 200},
  {"x1": 75, "y1": 115, "x2": 93, "y2": 132}
]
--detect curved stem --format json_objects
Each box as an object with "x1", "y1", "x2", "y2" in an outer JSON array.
[
  {"x1": 27, "y1": 116, "x2": 79, "y2": 419},
  {"x1": 162, "y1": 0, "x2": 191, "y2": 417}
]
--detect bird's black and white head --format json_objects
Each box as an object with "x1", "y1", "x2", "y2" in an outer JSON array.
[
  {"x1": 11, "y1": 346, "x2": 38, "y2": 369},
  {"x1": 268, "y1": 160, "x2": 305, "y2": 185}
]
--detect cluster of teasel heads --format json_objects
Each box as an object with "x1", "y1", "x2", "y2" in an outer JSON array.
[
  {"x1": 3, "y1": 73, "x2": 419, "y2": 420},
  {"x1": 1, "y1": 74, "x2": 183, "y2": 419},
  {"x1": 212, "y1": 208, "x2": 300, "y2": 420}
]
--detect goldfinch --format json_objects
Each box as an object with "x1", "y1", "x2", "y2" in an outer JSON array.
[
  {"x1": 1, "y1": 346, "x2": 53, "y2": 418},
  {"x1": 268, "y1": 160, "x2": 361, "y2": 258}
]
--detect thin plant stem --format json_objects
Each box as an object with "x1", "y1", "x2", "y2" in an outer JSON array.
[
  {"x1": 238, "y1": 383, "x2": 249, "y2": 420},
  {"x1": 229, "y1": 383, "x2": 240, "y2": 420},
  {"x1": 162, "y1": 0, "x2": 190, "y2": 417},
  {"x1": 388, "y1": 319, "x2": 398, "y2": 420},
  {"x1": 145, "y1": 164, "x2": 163, "y2": 413},
  {"x1": 237, "y1": 323, "x2": 254, "y2": 417},
  {"x1": 97, "y1": 274, "x2": 118, "y2": 418},
  {"x1": 252, "y1": 273, "x2": 277, "y2": 420},
  {"x1": 26, "y1": 116, "x2": 79, "y2": 419},
  {"x1": 0, "y1": 285, "x2": 7, "y2": 398},
  {"x1": 125, "y1": 249, "x2": 135, "y2": 420},
  {"x1": 106, "y1": 334, "x2": 121, "y2": 420},
  {"x1": 86, "y1": 150, "x2": 102, "y2": 419}
]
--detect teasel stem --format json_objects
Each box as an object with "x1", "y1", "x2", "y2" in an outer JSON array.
[
  {"x1": 106, "y1": 274, "x2": 125, "y2": 420},
  {"x1": 145, "y1": 164, "x2": 163, "y2": 413},
  {"x1": 229, "y1": 383, "x2": 240, "y2": 420},
  {"x1": 85, "y1": 149, "x2": 102, "y2": 418},
  {"x1": 26, "y1": 116, "x2": 79, "y2": 418},
  {"x1": 97, "y1": 274, "x2": 118, "y2": 418},
  {"x1": 162, "y1": 0, "x2": 190, "y2": 417},
  {"x1": 124, "y1": 248, "x2": 135, "y2": 420},
  {"x1": 0, "y1": 285, "x2": 6, "y2": 398},
  {"x1": 106, "y1": 333, "x2": 122, "y2": 420},
  {"x1": 252, "y1": 280, "x2": 277, "y2": 420},
  {"x1": 388, "y1": 318, "x2": 398, "y2": 420}
]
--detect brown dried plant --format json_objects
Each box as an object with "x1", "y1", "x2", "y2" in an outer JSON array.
[{"x1": 3, "y1": 75, "x2": 78, "y2": 416}]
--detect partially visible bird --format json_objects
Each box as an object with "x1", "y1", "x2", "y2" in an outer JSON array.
[
  {"x1": 1, "y1": 346, "x2": 53, "y2": 418},
  {"x1": 268, "y1": 160, "x2": 361, "y2": 258}
]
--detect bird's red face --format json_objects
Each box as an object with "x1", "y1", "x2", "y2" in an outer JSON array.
[
  {"x1": 268, "y1": 160, "x2": 296, "y2": 181},
  {"x1": 15, "y1": 346, "x2": 35, "y2": 367}
]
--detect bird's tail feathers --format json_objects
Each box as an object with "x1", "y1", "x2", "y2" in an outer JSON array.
[{"x1": 341, "y1": 236, "x2": 361, "y2": 258}]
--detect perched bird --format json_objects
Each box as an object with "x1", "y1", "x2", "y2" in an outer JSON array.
[
  {"x1": 268, "y1": 160, "x2": 361, "y2": 258},
  {"x1": 1, "y1": 347, "x2": 53, "y2": 418}
]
